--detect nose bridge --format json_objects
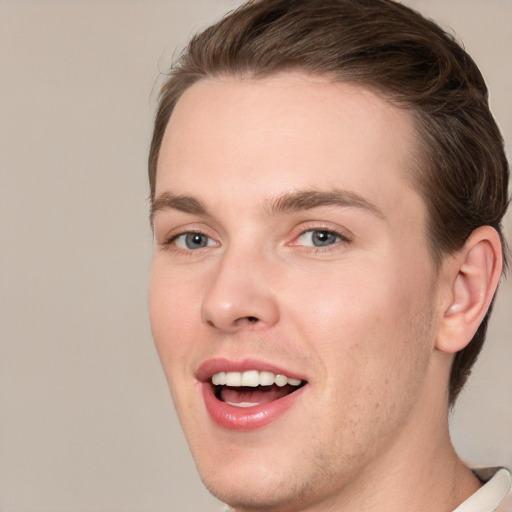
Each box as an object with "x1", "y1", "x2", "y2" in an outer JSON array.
[{"x1": 201, "y1": 242, "x2": 279, "y2": 332}]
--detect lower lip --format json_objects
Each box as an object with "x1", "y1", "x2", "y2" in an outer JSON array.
[{"x1": 201, "y1": 383, "x2": 306, "y2": 430}]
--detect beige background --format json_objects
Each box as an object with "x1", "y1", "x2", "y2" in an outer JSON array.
[{"x1": 0, "y1": 1, "x2": 510, "y2": 511}]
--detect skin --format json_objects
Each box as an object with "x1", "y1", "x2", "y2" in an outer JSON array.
[{"x1": 149, "y1": 73, "x2": 484, "y2": 512}]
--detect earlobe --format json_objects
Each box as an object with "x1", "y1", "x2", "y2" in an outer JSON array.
[{"x1": 436, "y1": 226, "x2": 503, "y2": 354}]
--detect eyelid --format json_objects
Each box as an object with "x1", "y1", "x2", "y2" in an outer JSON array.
[
  {"x1": 173, "y1": 232, "x2": 218, "y2": 249},
  {"x1": 156, "y1": 223, "x2": 220, "y2": 250},
  {"x1": 288, "y1": 222, "x2": 353, "y2": 247}
]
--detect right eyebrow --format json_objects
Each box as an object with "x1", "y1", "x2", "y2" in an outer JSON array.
[
  {"x1": 267, "y1": 189, "x2": 385, "y2": 219},
  {"x1": 150, "y1": 192, "x2": 207, "y2": 225}
]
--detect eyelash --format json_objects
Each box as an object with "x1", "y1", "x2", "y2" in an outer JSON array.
[
  {"x1": 163, "y1": 230, "x2": 217, "y2": 252},
  {"x1": 160, "y1": 226, "x2": 351, "y2": 254},
  {"x1": 291, "y1": 227, "x2": 351, "y2": 251}
]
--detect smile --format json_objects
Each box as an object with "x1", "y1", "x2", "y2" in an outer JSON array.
[
  {"x1": 198, "y1": 360, "x2": 308, "y2": 430},
  {"x1": 212, "y1": 370, "x2": 304, "y2": 407}
]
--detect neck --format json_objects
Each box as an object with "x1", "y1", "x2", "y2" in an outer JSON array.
[{"x1": 329, "y1": 418, "x2": 481, "y2": 512}]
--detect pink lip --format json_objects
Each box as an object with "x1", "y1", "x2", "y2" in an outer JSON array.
[
  {"x1": 201, "y1": 381, "x2": 306, "y2": 430},
  {"x1": 196, "y1": 358, "x2": 308, "y2": 431}
]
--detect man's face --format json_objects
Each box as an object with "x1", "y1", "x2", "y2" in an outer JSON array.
[{"x1": 150, "y1": 74, "x2": 444, "y2": 510}]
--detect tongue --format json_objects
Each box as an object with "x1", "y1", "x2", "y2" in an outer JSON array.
[{"x1": 220, "y1": 384, "x2": 294, "y2": 406}]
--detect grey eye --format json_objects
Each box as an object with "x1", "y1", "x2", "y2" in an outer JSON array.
[
  {"x1": 186, "y1": 233, "x2": 208, "y2": 248},
  {"x1": 297, "y1": 229, "x2": 341, "y2": 247},
  {"x1": 311, "y1": 230, "x2": 339, "y2": 247},
  {"x1": 175, "y1": 232, "x2": 214, "y2": 249}
]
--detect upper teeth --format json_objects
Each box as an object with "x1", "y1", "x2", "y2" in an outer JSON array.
[{"x1": 211, "y1": 370, "x2": 302, "y2": 387}]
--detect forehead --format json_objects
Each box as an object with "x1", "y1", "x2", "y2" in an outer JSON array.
[{"x1": 156, "y1": 73, "x2": 423, "y2": 222}]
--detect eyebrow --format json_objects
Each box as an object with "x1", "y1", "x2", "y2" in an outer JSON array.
[
  {"x1": 150, "y1": 188, "x2": 385, "y2": 225},
  {"x1": 267, "y1": 189, "x2": 385, "y2": 219},
  {"x1": 150, "y1": 192, "x2": 207, "y2": 224}
]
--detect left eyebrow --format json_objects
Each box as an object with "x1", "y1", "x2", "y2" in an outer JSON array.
[
  {"x1": 267, "y1": 189, "x2": 385, "y2": 219},
  {"x1": 150, "y1": 192, "x2": 208, "y2": 225}
]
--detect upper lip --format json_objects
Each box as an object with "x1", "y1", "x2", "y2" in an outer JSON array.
[{"x1": 196, "y1": 357, "x2": 307, "y2": 383}]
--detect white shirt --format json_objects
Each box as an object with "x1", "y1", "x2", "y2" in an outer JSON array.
[{"x1": 454, "y1": 467, "x2": 512, "y2": 512}]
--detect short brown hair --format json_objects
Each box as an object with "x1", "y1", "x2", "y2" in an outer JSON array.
[{"x1": 148, "y1": 0, "x2": 510, "y2": 404}]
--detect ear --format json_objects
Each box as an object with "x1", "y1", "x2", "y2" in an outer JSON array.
[{"x1": 436, "y1": 226, "x2": 503, "y2": 354}]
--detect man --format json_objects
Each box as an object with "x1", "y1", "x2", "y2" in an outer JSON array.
[{"x1": 147, "y1": 0, "x2": 511, "y2": 510}]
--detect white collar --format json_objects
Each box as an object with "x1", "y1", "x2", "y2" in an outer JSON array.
[{"x1": 453, "y1": 468, "x2": 511, "y2": 512}]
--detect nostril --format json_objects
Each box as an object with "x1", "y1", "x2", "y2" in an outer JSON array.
[{"x1": 206, "y1": 317, "x2": 258, "y2": 328}]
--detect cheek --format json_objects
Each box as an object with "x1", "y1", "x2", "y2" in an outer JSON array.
[
  {"x1": 148, "y1": 263, "x2": 202, "y2": 372},
  {"x1": 285, "y1": 263, "x2": 405, "y2": 338},
  {"x1": 285, "y1": 258, "x2": 434, "y2": 380}
]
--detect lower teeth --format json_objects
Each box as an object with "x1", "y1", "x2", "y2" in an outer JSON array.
[
  {"x1": 216, "y1": 383, "x2": 302, "y2": 406},
  {"x1": 225, "y1": 401, "x2": 261, "y2": 408}
]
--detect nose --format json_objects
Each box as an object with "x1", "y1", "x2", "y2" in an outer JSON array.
[{"x1": 201, "y1": 248, "x2": 280, "y2": 333}]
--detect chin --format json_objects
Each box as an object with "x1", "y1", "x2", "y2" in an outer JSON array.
[
  {"x1": 200, "y1": 468, "x2": 305, "y2": 512},
  {"x1": 203, "y1": 478, "x2": 284, "y2": 511},
  {"x1": 191, "y1": 437, "x2": 350, "y2": 512},
  {"x1": 188, "y1": 438, "x2": 297, "y2": 508}
]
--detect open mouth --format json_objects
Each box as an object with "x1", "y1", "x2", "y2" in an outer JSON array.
[{"x1": 211, "y1": 370, "x2": 306, "y2": 408}]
